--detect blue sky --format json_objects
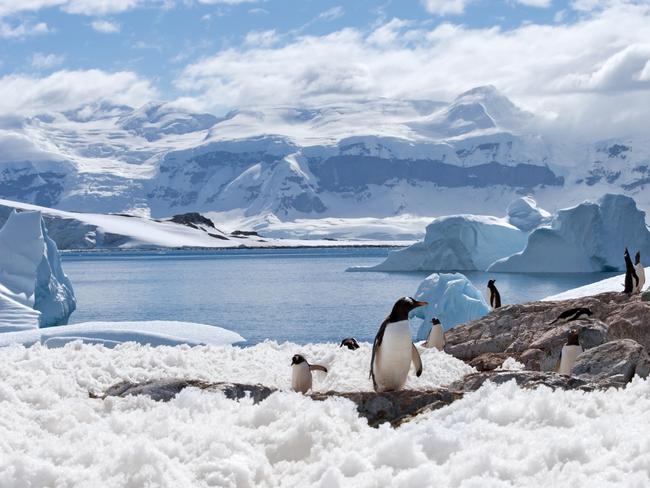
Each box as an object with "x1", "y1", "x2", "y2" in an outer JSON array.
[{"x1": 0, "y1": 0, "x2": 649, "y2": 137}]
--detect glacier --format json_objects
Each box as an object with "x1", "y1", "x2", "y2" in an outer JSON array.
[
  {"x1": 490, "y1": 194, "x2": 650, "y2": 273},
  {"x1": 0, "y1": 210, "x2": 76, "y2": 328},
  {"x1": 410, "y1": 273, "x2": 490, "y2": 340}
]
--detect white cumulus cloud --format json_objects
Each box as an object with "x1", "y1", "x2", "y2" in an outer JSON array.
[
  {"x1": 31, "y1": 52, "x2": 65, "y2": 69},
  {"x1": 421, "y1": 0, "x2": 472, "y2": 15},
  {"x1": 91, "y1": 19, "x2": 120, "y2": 33}
]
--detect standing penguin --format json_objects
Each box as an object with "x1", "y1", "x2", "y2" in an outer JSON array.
[
  {"x1": 424, "y1": 317, "x2": 445, "y2": 350},
  {"x1": 623, "y1": 248, "x2": 639, "y2": 294},
  {"x1": 557, "y1": 329, "x2": 583, "y2": 376},
  {"x1": 487, "y1": 279, "x2": 501, "y2": 309},
  {"x1": 291, "y1": 354, "x2": 327, "y2": 393},
  {"x1": 634, "y1": 251, "x2": 645, "y2": 293},
  {"x1": 370, "y1": 297, "x2": 427, "y2": 392}
]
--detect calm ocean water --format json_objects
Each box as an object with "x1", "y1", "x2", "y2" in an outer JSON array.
[{"x1": 62, "y1": 248, "x2": 615, "y2": 345}]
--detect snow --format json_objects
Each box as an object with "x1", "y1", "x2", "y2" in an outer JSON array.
[
  {"x1": 543, "y1": 266, "x2": 650, "y2": 301},
  {"x1": 491, "y1": 194, "x2": 650, "y2": 273},
  {"x1": 2, "y1": 341, "x2": 650, "y2": 486},
  {"x1": 352, "y1": 214, "x2": 527, "y2": 272},
  {"x1": 411, "y1": 273, "x2": 490, "y2": 340},
  {"x1": 0, "y1": 210, "x2": 75, "y2": 327},
  {"x1": 0, "y1": 199, "x2": 414, "y2": 250},
  {"x1": 0, "y1": 321, "x2": 245, "y2": 348},
  {"x1": 507, "y1": 196, "x2": 551, "y2": 231}
]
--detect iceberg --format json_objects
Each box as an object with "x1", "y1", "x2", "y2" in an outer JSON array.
[
  {"x1": 490, "y1": 194, "x2": 650, "y2": 273},
  {"x1": 0, "y1": 210, "x2": 76, "y2": 327},
  {"x1": 507, "y1": 196, "x2": 551, "y2": 231},
  {"x1": 352, "y1": 214, "x2": 527, "y2": 272},
  {"x1": 411, "y1": 273, "x2": 490, "y2": 340}
]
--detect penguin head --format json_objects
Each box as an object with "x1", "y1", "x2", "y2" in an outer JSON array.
[
  {"x1": 567, "y1": 329, "x2": 580, "y2": 346},
  {"x1": 340, "y1": 337, "x2": 360, "y2": 350},
  {"x1": 431, "y1": 317, "x2": 441, "y2": 325},
  {"x1": 635, "y1": 251, "x2": 641, "y2": 265},
  {"x1": 487, "y1": 279, "x2": 496, "y2": 288},
  {"x1": 291, "y1": 354, "x2": 306, "y2": 366},
  {"x1": 388, "y1": 296, "x2": 428, "y2": 322},
  {"x1": 624, "y1": 247, "x2": 630, "y2": 257}
]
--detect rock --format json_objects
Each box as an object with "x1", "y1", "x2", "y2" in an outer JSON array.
[
  {"x1": 445, "y1": 291, "x2": 650, "y2": 372},
  {"x1": 642, "y1": 291, "x2": 650, "y2": 302},
  {"x1": 468, "y1": 352, "x2": 511, "y2": 371},
  {"x1": 450, "y1": 370, "x2": 610, "y2": 393},
  {"x1": 571, "y1": 339, "x2": 650, "y2": 384}
]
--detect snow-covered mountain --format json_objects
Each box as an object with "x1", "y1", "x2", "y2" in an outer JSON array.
[{"x1": 2, "y1": 86, "x2": 650, "y2": 222}]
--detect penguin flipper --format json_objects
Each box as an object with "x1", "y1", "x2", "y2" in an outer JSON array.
[
  {"x1": 309, "y1": 364, "x2": 327, "y2": 373},
  {"x1": 369, "y1": 319, "x2": 389, "y2": 386},
  {"x1": 411, "y1": 344, "x2": 423, "y2": 377}
]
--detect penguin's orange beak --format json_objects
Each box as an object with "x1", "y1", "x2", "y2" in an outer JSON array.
[{"x1": 413, "y1": 300, "x2": 428, "y2": 307}]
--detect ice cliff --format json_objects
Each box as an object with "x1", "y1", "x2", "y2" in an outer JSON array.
[
  {"x1": 490, "y1": 194, "x2": 650, "y2": 273},
  {"x1": 0, "y1": 210, "x2": 76, "y2": 328}
]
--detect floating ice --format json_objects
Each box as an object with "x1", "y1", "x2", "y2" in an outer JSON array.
[
  {"x1": 412, "y1": 272, "x2": 490, "y2": 340},
  {"x1": 0, "y1": 210, "x2": 75, "y2": 328},
  {"x1": 491, "y1": 194, "x2": 650, "y2": 273}
]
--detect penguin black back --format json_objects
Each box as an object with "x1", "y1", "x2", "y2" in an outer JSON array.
[
  {"x1": 624, "y1": 248, "x2": 639, "y2": 293},
  {"x1": 635, "y1": 251, "x2": 641, "y2": 265},
  {"x1": 340, "y1": 337, "x2": 360, "y2": 350},
  {"x1": 550, "y1": 307, "x2": 593, "y2": 324},
  {"x1": 487, "y1": 279, "x2": 501, "y2": 309}
]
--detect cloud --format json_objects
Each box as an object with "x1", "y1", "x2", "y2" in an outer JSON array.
[
  {"x1": 176, "y1": 2, "x2": 650, "y2": 139},
  {"x1": 0, "y1": 0, "x2": 160, "y2": 17},
  {"x1": 421, "y1": 0, "x2": 472, "y2": 15},
  {"x1": 31, "y1": 52, "x2": 65, "y2": 69},
  {"x1": 515, "y1": 0, "x2": 553, "y2": 7},
  {"x1": 197, "y1": 0, "x2": 259, "y2": 4},
  {"x1": 0, "y1": 20, "x2": 49, "y2": 38},
  {"x1": 91, "y1": 19, "x2": 120, "y2": 33},
  {"x1": 318, "y1": 6, "x2": 344, "y2": 21},
  {"x1": 244, "y1": 29, "x2": 278, "y2": 47},
  {"x1": 0, "y1": 70, "x2": 157, "y2": 116}
]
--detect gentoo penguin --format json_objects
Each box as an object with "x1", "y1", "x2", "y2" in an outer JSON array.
[
  {"x1": 424, "y1": 317, "x2": 445, "y2": 350},
  {"x1": 370, "y1": 297, "x2": 427, "y2": 392},
  {"x1": 634, "y1": 251, "x2": 645, "y2": 293},
  {"x1": 487, "y1": 279, "x2": 501, "y2": 309},
  {"x1": 340, "y1": 337, "x2": 360, "y2": 350},
  {"x1": 550, "y1": 307, "x2": 593, "y2": 324},
  {"x1": 623, "y1": 248, "x2": 639, "y2": 294},
  {"x1": 557, "y1": 329, "x2": 583, "y2": 376},
  {"x1": 291, "y1": 354, "x2": 327, "y2": 393}
]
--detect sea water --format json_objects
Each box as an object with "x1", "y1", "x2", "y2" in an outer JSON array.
[{"x1": 62, "y1": 248, "x2": 616, "y2": 344}]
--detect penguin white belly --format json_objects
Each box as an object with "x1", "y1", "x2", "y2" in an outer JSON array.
[
  {"x1": 425, "y1": 323, "x2": 445, "y2": 350},
  {"x1": 558, "y1": 345, "x2": 583, "y2": 375},
  {"x1": 374, "y1": 321, "x2": 413, "y2": 392},
  {"x1": 635, "y1": 264, "x2": 645, "y2": 292},
  {"x1": 292, "y1": 363, "x2": 312, "y2": 393}
]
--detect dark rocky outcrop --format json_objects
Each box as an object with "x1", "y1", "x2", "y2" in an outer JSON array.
[
  {"x1": 572, "y1": 339, "x2": 650, "y2": 384},
  {"x1": 445, "y1": 291, "x2": 650, "y2": 373}
]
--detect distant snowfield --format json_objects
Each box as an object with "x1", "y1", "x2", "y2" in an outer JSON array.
[
  {"x1": 2, "y1": 341, "x2": 650, "y2": 487},
  {"x1": 544, "y1": 267, "x2": 649, "y2": 301},
  {"x1": 0, "y1": 199, "x2": 416, "y2": 249}
]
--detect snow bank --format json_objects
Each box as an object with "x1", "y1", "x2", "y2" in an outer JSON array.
[
  {"x1": 0, "y1": 210, "x2": 75, "y2": 327},
  {"x1": 1, "y1": 342, "x2": 650, "y2": 487},
  {"x1": 507, "y1": 196, "x2": 551, "y2": 231},
  {"x1": 0, "y1": 321, "x2": 245, "y2": 348},
  {"x1": 352, "y1": 214, "x2": 527, "y2": 272},
  {"x1": 412, "y1": 273, "x2": 490, "y2": 340},
  {"x1": 491, "y1": 194, "x2": 650, "y2": 273},
  {"x1": 543, "y1": 266, "x2": 650, "y2": 301}
]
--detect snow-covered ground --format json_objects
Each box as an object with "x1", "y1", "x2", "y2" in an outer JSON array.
[
  {"x1": 2, "y1": 341, "x2": 650, "y2": 487},
  {"x1": 543, "y1": 267, "x2": 650, "y2": 301},
  {"x1": 0, "y1": 199, "x2": 415, "y2": 249}
]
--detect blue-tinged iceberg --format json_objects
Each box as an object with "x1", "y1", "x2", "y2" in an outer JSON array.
[
  {"x1": 411, "y1": 273, "x2": 490, "y2": 340},
  {"x1": 0, "y1": 210, "x2": 76, "y2": 328},
  {"x1": 490, "y1": 194, "x2": 650, "y2": 273},
  {"x1": 351, "y1": 214, "x2": 527, "y2": 272}
]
